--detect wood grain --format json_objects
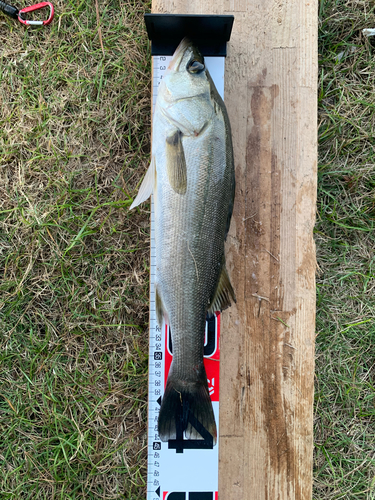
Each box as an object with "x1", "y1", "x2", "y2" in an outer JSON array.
[{"x1": 151, "y1": 1, "x2": 317, "y2": 498}]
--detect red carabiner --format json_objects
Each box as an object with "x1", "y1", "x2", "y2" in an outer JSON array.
[{"x1": 18, "y1": 1, "x2": 54, "y2": 25}]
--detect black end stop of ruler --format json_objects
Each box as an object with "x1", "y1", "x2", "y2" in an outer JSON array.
[{"x1": 144, "y1": 14, "x2": 234, "y2": 56}]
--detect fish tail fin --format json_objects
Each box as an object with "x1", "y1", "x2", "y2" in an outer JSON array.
[{"x1": 158, "y1": 368, "x2": 217, "y2": 445}]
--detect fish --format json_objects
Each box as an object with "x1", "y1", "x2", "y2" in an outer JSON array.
[{"x1": 130, "y1": 38, "x2": 235, "y2": 445}]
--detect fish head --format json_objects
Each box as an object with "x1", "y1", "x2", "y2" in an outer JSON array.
[
  {"x1": 163, "y1": 38, "x2": 208, "y2": 99},
  {"x1": 157, "y1": 38, "x2": 213, "y2": 135}
]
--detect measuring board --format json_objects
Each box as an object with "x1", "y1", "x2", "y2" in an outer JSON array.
[{"x1": 147, "y1": 55, "x2": 226, "y2": 500}]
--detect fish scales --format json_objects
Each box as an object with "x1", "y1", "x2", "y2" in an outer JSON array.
[
  {"x1": 130, "y1": 38, "x2": 235, "y2": 444},
  {"x1": 156, "y1": 112, "x2": 229, "y2": 373}
]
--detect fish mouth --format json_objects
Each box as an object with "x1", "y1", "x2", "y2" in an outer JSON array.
[{"x1": 167, "y1": 37, "x2": 193, "y2": 71}]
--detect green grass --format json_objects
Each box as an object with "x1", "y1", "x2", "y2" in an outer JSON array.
[
  {"x1": 0, "y1": 1, "x2": 151, "y2": 498},
  {"x1": 1, "y1": 0, "x2": 375, "y2": 498},
  {"x1": 315, "y1": 1, "x2": 375, "y2": 498}
]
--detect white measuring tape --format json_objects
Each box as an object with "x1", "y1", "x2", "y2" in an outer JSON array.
[{"x1": 147, "y1": 55, "x2": 225, "y2": 500}]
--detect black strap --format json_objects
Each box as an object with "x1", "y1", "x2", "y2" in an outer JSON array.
[{"x1": 0, "y1": 0, "x2": 19, "y2": 19}]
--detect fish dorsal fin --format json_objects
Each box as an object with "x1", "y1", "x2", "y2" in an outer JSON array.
[
  {"x1": 208, "y1": 261, "x2": 236, "y2": 315},
  {"x1": 166, "y1": 130, "x2": 187, "y2": 194},
  {"x1": 129, "y1": 157, "x2": 156, "y2": 210}
]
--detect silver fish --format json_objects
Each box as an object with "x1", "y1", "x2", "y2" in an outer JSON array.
[{"x1": 130, "y1": 38, "x2": 235, "y2": 445}]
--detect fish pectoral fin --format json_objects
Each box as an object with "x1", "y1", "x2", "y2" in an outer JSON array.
[
  {"x1": 129, "y1": 156, "x2": 156, "y2": 210},
  {"x1": 155, "y1": 287, "x2": 167, "y2": 328},
  {"x1": 208, "y1": 261, "x2": 236, "y2": 315},
  {"x1": 166, "y1": 130, "x2": 187, "y2": 194}
]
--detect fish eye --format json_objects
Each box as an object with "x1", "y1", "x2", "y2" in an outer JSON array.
[{"x1": 187, "y1": 59, "x2": 205, "y2": 74}]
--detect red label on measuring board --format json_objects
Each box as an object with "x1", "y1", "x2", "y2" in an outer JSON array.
[{"x1": 164, "y1": 313, "x2": 220, "y2": 401}]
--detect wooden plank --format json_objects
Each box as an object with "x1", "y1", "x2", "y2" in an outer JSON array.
[{"x1": 151, "y1": 1, "x2": 317, "y2": 498}]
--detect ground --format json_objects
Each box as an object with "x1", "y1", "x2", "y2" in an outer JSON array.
[
  {"x1": 315, "y1": 1, "x2": 375, "y2": 498},
  {"x1": 0, "y1": 0, "x2": 374, "y2": 499},
  {"x1": 1, "y1": 1, "x2": 151, "y2": 498}
]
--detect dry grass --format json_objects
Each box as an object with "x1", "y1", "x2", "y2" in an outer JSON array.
[
  {"x1": 315, "y1": 1, "x2": 375, "y2": 498},
  {"x1": 1, "y1": 1, "x2": 151, "y2": 498}
]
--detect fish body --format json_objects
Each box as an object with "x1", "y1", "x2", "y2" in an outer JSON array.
[{"x1": 130, "y1": 38, "x2": 235, "y2": 444}]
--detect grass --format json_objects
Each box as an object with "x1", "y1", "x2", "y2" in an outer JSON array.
[
  {"x1": 1, "y1": 0, "x2": 375, "y2": 498},
  {"x1": 0, "y1": 1, "x2": 151, "y2": 498},
  {"x1": 315, "y1": 1, "x2": 375, "y2": 498}
]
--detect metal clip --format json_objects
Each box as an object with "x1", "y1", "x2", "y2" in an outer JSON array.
[{"x1": 18, "y1": 1, "x2": 54, "y2": 25}]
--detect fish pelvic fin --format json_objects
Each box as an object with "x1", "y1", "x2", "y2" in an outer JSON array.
[
  {"x1": 158, "y1": 368, "x2": 217, "y2": 445},
  {"x1": 166, "y1": 130, "x2": 187, "y2": 194},
  {"x1": 129, "y1": 157, "x2": 156, "y2": 210},
  {"x1": 208, "y1": 260, "x2": 236, "y2": 316}
]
